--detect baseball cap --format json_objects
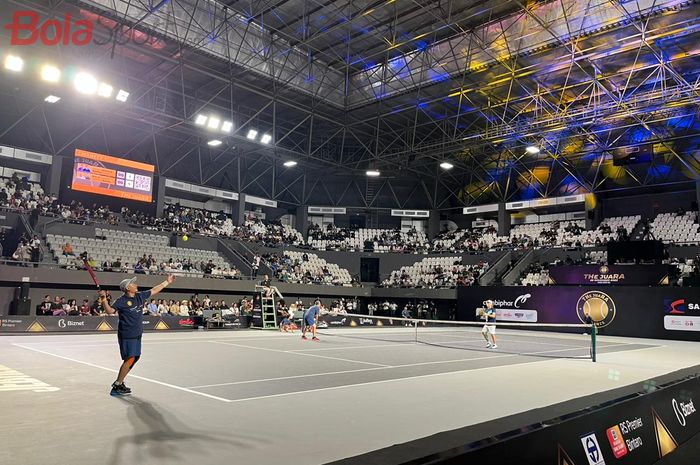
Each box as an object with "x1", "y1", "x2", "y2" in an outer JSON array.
[{"x1": 119, "y1": 277, "x2": 137, "y2": 292}]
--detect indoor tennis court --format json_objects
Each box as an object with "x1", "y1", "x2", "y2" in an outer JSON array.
[{"x1": 2, "y1": 327, "x2": 699, "y2": 465}]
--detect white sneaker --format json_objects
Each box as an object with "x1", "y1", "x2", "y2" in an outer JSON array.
[
  {"x1": 491, "y1": 344, "x2": 498, "y2": 349},
  {"x1": 486, "y1": 342, "x2": 492, "y2": 348}
]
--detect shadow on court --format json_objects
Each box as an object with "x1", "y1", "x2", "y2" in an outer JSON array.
[{"x1": 108, "y1": 397, "x2": 258, "y2": 465}]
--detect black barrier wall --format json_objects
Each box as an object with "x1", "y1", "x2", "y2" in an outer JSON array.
[
  {"x1": 0, "y1": 315, "x2": 249, "y2": 332},
  {"x1": 432, "y1": 375, "x2": 700, "y2": 465},
  {"x1": 457, "y1": 286, "x2": 700, "y2": 341}
]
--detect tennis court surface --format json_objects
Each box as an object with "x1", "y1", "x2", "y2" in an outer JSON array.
[{"x1": 2, "y1": 327, "x2": 700, "y2": 465}]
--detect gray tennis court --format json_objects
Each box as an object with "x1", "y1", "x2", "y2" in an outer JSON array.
[{"x1": 1, "y1": 328, "x2": 698, "y2": 465}]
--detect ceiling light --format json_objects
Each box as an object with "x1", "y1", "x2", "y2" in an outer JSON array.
[
  {"x1": 221, "y1": 121, "x2": 233, "y2": 133},
  {"x1": 44, "y1": 95, "x2": 61, "y2": 104},
  {"x1": 74, "y1": 72, "x2": 98, "y2": 95},
  {"x1": 440, "y1": 162, "x2": 454, "y2": 170},
  {"x1": 116, "y1": 89, "x2": 130, "y2": 102},
  {"x1": 41, "y1": 65, "x2": 61, "y2": 82},
  {"x1": 194, "y1": 114, "x2": 208, "y2": 126},
  {"x1": 283, "y1": 161, "x2": 297, "y2": 167},
  {"x1": 366, "y1": 170, "x2": 380, "y2": 177},
  {"x1": 261, "y1": 134, "x2": 272, "y2": 144},
  {"x1": 97, "y1": 83, "x2": 113, "y2": 98},
  {"x1": 5, "y1": 55, "x2": 23, "y2": 72},
  {"x1": 247, "y1": 129, "x2": 258, "y2": 140},
  {"x1": 207, "y1": 116, "x2": 220, "y2": 130},
  {"x1": 525, "y1": 145, "x2": 540, "y2": 154},
  {"x1": 208, "y1": 140, "x2": 222, "y2": 147}
]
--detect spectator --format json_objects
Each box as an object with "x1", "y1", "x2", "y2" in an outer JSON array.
[{"x1": 36, "y1": 295, "x2": 52, "y2": 316}]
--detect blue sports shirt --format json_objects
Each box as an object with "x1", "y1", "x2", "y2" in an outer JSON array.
[{"x1": 112, "y1": 290, "x2": 152, "y2": 338}]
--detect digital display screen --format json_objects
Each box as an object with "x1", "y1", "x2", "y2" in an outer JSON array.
[{"x1": 71, "y1": 149, "x2": 155, "y2": 202}]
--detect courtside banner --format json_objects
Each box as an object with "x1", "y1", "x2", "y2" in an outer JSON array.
[
  {"x1": 457, "y1": 286, "x2": 700, "y2": 341},
  {"x1": 427, "y1": 375, "x2": 700, "y2": 465},
  {"x1": 0, "y1": 316, "x2": 194, "y2": 332},
  {"x1": 548, "y1": 264, "x2": 670, "y2": 285}
]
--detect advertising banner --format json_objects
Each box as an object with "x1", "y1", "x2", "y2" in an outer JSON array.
[
  {"x1": 433, "y1": 375, "x2": 700, "y2": 465},
  {"x1": 0, "y1": 315, "x2": 194, "y2": 332},
  {"x1": 548, "y1": 265, "x2": 670, "y2": 285},
  {"x1": 457, "y1": 286, "x2": 700, "y2": 341}
]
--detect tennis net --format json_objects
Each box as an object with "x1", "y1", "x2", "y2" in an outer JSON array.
[{"x1": 314, "y1": 312, "x2": 597, "y2": 361}]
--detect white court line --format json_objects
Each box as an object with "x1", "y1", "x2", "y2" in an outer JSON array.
[
  {"x1": 187, "y1": 352, "x2": 516, "y2": 389},
  {"x1": 12, "y1": 343, "x2": 233, "y2": 403},
  {"x1": 209, "y1": 341, "x2": 391, "y2": 367},
  {"x1": 212, "y1": 344, "x2": 605, "y2": 403}
]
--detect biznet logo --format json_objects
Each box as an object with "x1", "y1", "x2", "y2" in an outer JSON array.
[{"x1": 3, "y1": 11, "x2": 161, "y2": 47}]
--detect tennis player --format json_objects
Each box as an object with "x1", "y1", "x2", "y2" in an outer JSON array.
[
  {"x1": 481, "y1": 299, "x2": 498, "y2": 349},
  {"x1": 302, "y1": 299, "x2": 321, "y2": 341},
  {"x1": 99, "y1": 275, "x2": 175, "y2": 396}
]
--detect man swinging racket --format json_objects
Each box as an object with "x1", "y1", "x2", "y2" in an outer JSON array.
[{"x1": 99, "y1": 275, "x2": 175, "y2": 396}]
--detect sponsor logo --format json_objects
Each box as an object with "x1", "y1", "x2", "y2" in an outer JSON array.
[
  {"x1": 330, "y1": 318, "x2": 346, "y2": 326},
  {"x1": 483, "y1": 293, "x2": 532, "y2": 309},
  {"x1": 127, "y1": 301, "x2": 133, "y2": 307},
  {"x1": 581, "y1": 433, "x2": 606, "y2": 465},
  {"x1": 664, "y1": 315, "x2": 700, "y2": 332},
  {"x1": 178, "y1": 319, "x2": 195, "y2": 326},
  {"x1": 359, "y1": 318, "x2": 374, "y2": 325},
  {"x1": 58, "y1": 319, "x2": 85, "y2": 328},
  {"x1": 664, "y1": 299, "x2": 686, "y2": 315},
  {"x1": 514, "y1": 293, "x2": 531, "y2": 308},
  {"x1": 494, "y1": 309, "x2": 538, "y2": 322},
  {"x1": 600, "y1": 265, "x2": 610, "y2": 274},
  {"x1": 576, "y1": 291, "x2": 616, "y2": 328},
  {"x1": 606, "y1": 425, "x2": 628, "y2": 458},
  {"x1": 672, "y1": 398, "x2": 696, "y2": 427}
]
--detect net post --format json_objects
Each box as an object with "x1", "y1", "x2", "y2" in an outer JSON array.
[
  {"x1": 591, "y1": 324, "x2": 597, "y2": 363},
  {"x1": 414, "y1": 320, "x2": 418, "y2": 343}
]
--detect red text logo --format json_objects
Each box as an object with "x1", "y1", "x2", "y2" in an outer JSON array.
[{"x1": 4, "y1": 12, "x2": 92, "y2": 46}]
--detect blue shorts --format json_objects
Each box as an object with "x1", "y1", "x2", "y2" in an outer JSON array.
[
  {"x1": 118, "y1": 335, "x2": 142, "y2": 360},
  {"x1": 304, "y1": 317, "x2": 316, "y2": 327}
]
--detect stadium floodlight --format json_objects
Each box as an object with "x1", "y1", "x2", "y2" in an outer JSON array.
[
  {"x1": 208, "y1": 139, "x2": 222, "y2": 147},
  {"x1": 261, "y1": 134, "x2": 272, "y2": 144},
  {"x1": 44, "y1": 95, "x2": 61, "y2": 104},
  {"x1": 246, "y1": 129, "x2": 258, "y2": 140},
  {"x1": 194, "y1": 114, "x2": 208, "y2": 126},
  {"x1": 97, "y1": 83, "x2": 113, "y2": 98},
  {"x1": 74, "y1": 72, "x2": 98, "y2": 95},
  {"x1": 221, "y1": 121, "x2": 233, "y2": 133},
  {"x1": 41, "y1": 65, "x2": 61, "y2": 82},
  {"x1": 283, "y1": 161, "x2": 297, "y2": 167},
  {"x1": 5, "y1": 55, "x2": 24, "y2": 72},
  {"x1": 525, "y1": 145, "x2": 540, "y2": 154},
  {"x1": 366, "y1": 170, "x2": 381, "y2": 177},
  {"x1": 116, "y1": 90, "x2": 129, "y2": 102},
  {"x1": 207, "y1": 116, "x2": 221, "y2": 130},
  {"x1": 440, "y1": 162, "x2": 454, "y2": 170}
]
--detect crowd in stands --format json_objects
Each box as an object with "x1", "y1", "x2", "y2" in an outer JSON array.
[
  {"x1": 307, "y1": 224, "x2": 430, "y2": 253},
  {"x1": 381, "y1": 257, "x2": 488, "y2": 289},
  {"x1": 367, "y1": 299, "x2": 454, "y2": 320},
  {"x1": 261, "y1": 251, "x2": 355, "y2": 286},
  {"x1": 36, "y1": 292, "x2": 257, "y2": 318}
]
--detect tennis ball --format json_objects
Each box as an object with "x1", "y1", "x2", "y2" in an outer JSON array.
[{"x1": 183, "y1": 235, "x2": 188, "y2": 241}]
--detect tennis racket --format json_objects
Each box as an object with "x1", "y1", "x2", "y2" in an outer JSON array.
[{"x1": 83, "y1": 258, "x2": 101, "y2": 291}]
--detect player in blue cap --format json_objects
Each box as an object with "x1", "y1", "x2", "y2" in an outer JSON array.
[{"x1": 99, "y1": 274, "x2": 175, "y2": 396}]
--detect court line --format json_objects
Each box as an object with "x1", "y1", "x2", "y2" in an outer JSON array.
[
  {"x1": 12, "y1": 343, "x2": 233, "y2": 403},
  {"x1": 190, "y1": 342, "x2": 647, "y2": 394},
  {"x1": 186, "y1": 352, "x2": 516, "y2": 389},
  {"x1": 201, "y1": 344, "x2": 604, "y2": 403},
  {"x1": 209, "y1": 341, "x2": 391, "y2": 367}
]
